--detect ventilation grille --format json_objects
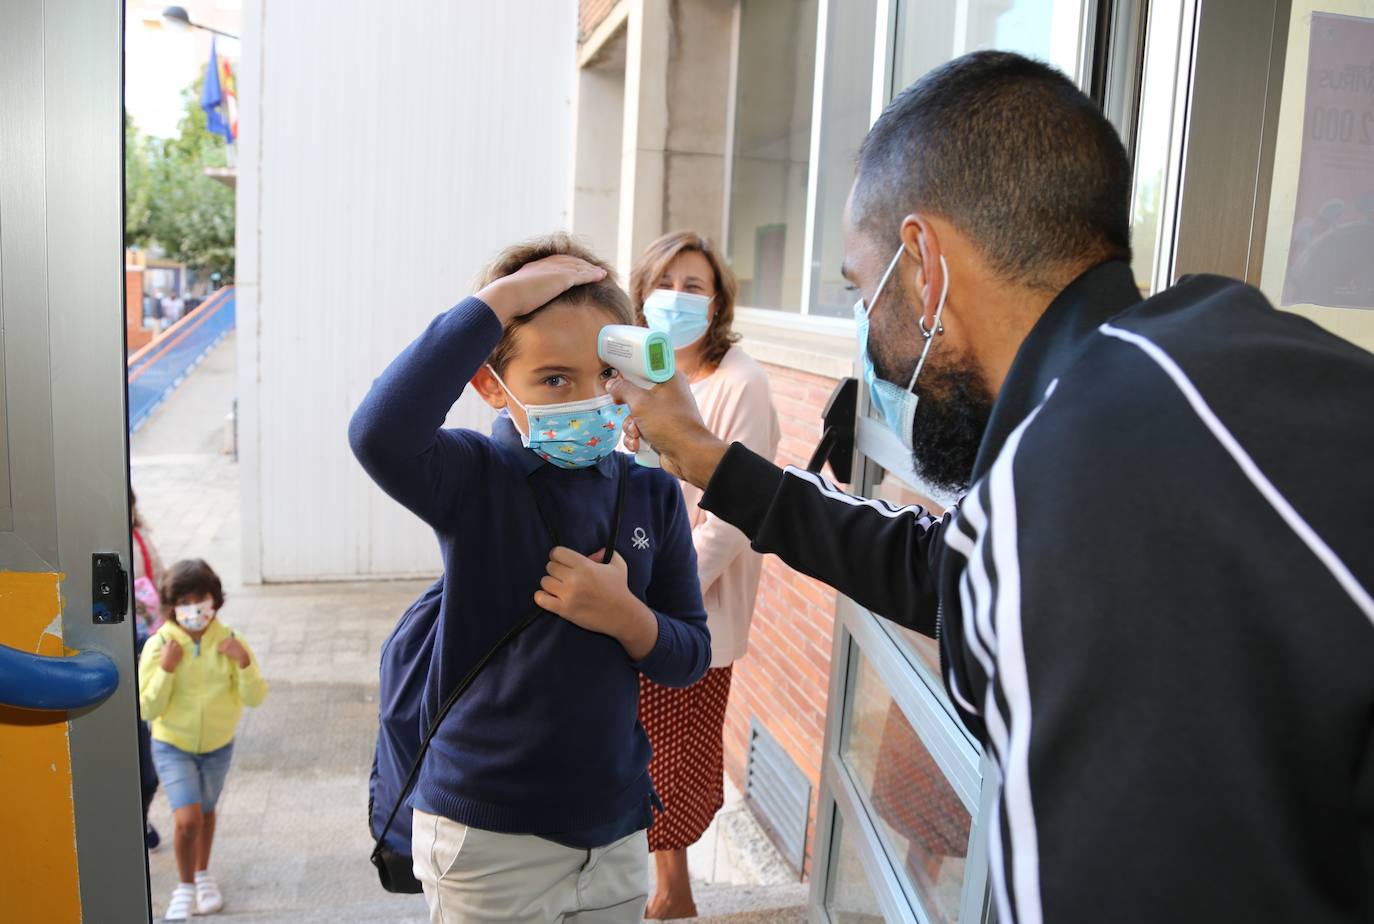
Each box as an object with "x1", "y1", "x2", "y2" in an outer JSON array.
[{"x1": 744, "y1": 718, "x2": 811, "y2": 875}]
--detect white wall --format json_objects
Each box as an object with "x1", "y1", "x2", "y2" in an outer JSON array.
[{"x1": 236, "y1": 0, "x2": 577, "y2": 581}]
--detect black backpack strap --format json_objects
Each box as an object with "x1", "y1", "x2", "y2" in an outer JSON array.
[{"x1": 371, "y1": 456, "x2": 632, "y2": 878}]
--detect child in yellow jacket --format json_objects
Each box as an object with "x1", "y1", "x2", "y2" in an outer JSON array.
[{"x1": 139, "y1": 559, "x2": 266, "y2": 922}]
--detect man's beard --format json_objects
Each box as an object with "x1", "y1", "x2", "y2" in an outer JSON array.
[
  {"x1": 870, "y1": 278, "x2": 993, "y2": 497},
  {"x1": 906, "y1": 355, "x2": 993, "y2": 497}
]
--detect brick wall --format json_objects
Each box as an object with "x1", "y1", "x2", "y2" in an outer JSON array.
[
  {"x1": 579, "y1": 0, "x2": 620, "y2": 41},
  {"x1": 723, "y1": 362, "x2": 844, "y2": 878}
]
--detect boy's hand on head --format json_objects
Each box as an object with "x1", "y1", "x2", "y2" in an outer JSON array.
[
  {"x1": 536, "y1": 547, "x2": 659, "y2": 660},
  {"x1": 476, "y1": 255, "x2": 608, "y2": 325},
  {"x1": 217, "y1": 635, "x2": 252, "y2": 669},
  {"x1": 160, "y1": 639, "x2": 183, "y2": 672}
]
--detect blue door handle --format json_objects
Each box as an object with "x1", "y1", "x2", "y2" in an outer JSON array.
[{"x1": 0, "y1": 642, "x2": 120, "y2": 711}]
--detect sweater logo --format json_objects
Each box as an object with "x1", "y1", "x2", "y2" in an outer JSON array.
[{"x1": 631, "y1": 527, "x2": 650, "y2": 551}]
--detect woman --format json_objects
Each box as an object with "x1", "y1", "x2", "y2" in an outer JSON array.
[{"x1": 630, "y1": 231, "x2": 781, "y2": 919}]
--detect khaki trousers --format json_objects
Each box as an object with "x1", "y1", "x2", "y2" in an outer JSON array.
[{"x1": 412, "y1": 809, "x2": 649, "y2": 924}]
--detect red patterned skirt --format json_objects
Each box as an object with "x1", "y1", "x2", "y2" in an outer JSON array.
[{"x1": 640, "y1": 665, "x2": 734, "y2": 851}]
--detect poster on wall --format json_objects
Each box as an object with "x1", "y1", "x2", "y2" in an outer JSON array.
[{"x1": 1282, "y1": 12, "x2": 1374, "y2": 309}]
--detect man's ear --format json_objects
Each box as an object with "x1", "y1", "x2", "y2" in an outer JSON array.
[
  {"x1": 471, "y1": 365, "x2": 507, "y2": 410},
  {"x1": 900, "y1": 214, "x2": 945, "y2": 324}
]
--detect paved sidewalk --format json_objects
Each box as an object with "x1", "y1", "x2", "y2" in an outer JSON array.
[{"x1": 131, "y1": 335, "x2": 805, "y2": 923}]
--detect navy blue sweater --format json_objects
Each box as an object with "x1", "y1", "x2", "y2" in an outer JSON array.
[{"x1": 349, "y1": 297, "x2": 710, "y2": 846}]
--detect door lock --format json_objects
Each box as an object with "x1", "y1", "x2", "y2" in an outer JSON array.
[{"x1": 92, "y1": 552, "x2": 128, "y2": 624}]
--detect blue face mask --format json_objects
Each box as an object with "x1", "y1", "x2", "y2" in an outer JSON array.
[
  {"x1": 643, "y1": 289, "x2": 712, "y2": 349},
  {"x1": 488, "y1": 367, "x2": 628, "y2": 469},
  {"x1": 853, "y1": 247, "x2": 949, "y2": 451}
]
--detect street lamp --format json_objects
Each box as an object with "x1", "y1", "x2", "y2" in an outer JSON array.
[{"x1": 161, "y1": 6, "x2": 239, "y2": 40}]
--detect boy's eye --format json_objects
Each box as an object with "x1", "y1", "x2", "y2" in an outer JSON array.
[
  {"x1": 600, "y1": 367, "x2": 619, "y2": 381},
  {"x1": 543, "y1": 375, "x2": 568, "y2": 387}
]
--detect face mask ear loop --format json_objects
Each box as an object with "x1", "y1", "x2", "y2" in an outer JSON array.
[
  {"x1": 865, "y1": 245, "x2": 906, "y2": 318},
  {"x1": 906, "y1": 255, "x2": 951, "y2": 390},
  {"x1": 485, "y1": 365, "x2": 530, "y2": 434}
]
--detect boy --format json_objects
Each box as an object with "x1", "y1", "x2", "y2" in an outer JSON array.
[
  {"x1": 139, "y1": 559, "x2": 267, "y2": 921},
  {"x1": 349, "y1": 235, "x2": 711, "y2": 923}
]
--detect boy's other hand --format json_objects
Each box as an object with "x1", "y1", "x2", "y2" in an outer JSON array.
[
  {"x1": 536, "y1": 547, "x2": 659, "y2": 660},
  {"x1": 160, "y1": 639, "x2": 183, "y2": 672},
  {"x1": 477, "y1": 255, "x2": 608, "y2": 325},
  {"x1": 217, "y1": 636, "x2": 252, "y2": 669}
]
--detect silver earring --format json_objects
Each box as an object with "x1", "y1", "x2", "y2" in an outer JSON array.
[{"x1": 919, "y1": 315, "x2": 944, "y2": 339}]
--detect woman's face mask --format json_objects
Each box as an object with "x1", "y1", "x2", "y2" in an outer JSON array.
[
  {"x1": 643, "y1": 289, "x2": 713, "y2": 349},
  {"x1": 487, "y1": 366, "x2": 628, "y2": 469}
]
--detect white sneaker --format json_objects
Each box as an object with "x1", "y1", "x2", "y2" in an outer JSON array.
[
  {"x1": 194, "y1": 871, "x2": 224, "y2": 915},
  {"x1": 164, "y1": 884, "x2": 195, "y2": 921}
]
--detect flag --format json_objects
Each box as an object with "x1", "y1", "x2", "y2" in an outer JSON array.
[
  {"x1": 200, "y1": 39, "x2": 235, "y2": 144},
  {"x1": 219, "y1": 54, "x2": 239, "y2": 141}
]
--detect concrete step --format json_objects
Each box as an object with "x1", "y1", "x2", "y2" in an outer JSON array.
[{"x1": 686, "y1": 881, "x2": 810, "y2": 922}]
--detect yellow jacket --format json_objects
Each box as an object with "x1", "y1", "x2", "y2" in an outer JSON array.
[{"x1": 138, "y1": 618, "x2": 267, "y2": 753}]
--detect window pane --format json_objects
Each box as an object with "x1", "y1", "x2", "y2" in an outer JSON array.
[
  {"x1": 842, "y1": 644, "x2": 971, "y2": 923},
  {"x1": 727, "y1": 0, "x2": 819, "y2": 312},
  {"x1": 808, "y1": 0, "x2": 879, "y2": 318},
  {"x1": 1260, "y1": 2, "x2": 1374, "y2": 329},
  {"x1": 825, "y1": 814, "x2": 887, "y2": 924},
  {"x1": 892, "y1": 0, "x2": 1090, "y2": 93},
  {"x1": 871, "y1": 471, "x2": 945, "y2": 679}
]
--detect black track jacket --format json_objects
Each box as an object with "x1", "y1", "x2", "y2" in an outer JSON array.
[{"x1": 700, "y1": 260, "x2": 1374, "y2": 922}]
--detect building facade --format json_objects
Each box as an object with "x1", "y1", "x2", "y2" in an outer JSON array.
[{"x1": 573, "y1": 1, "x2": 1374, "y2": 921}]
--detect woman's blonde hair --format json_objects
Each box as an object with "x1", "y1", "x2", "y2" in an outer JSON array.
[
  {"x1": 628, "y1": 231, "x2": 740, "y2": 371},
  {"x1": 476, "y1": 233, "x2": 634, "y2": 374}
]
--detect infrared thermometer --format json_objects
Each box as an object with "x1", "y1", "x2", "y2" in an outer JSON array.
[{"x1": 597, "y1": 324, "x2": 676, "y2": 468}]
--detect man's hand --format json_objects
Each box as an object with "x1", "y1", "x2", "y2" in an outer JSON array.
[
  {"x1": 476, "y1": 255, "x2": 608, "y2": 325},
  {"x1": 535, "y1": 548, "x2": 659, "y2": 661},
  {"x1": 217, "y1": 635, "x2": 252, "y2": 670},
  {"x1": 159, "y1": 639, "x2": 183, "y2": 672},
  {"x1": 605, "y1": 372, "x2": 728, "y2": 489}
]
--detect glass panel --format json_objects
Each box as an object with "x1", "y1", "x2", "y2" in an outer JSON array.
[
  {"x1": 1128, "y1": 0, "x2": 1187, "y2": 296},
  {"x1": 871, "y1": 470, "x2": 946, "y2": 680},
  {"x1": 1259, "y1": 0, "x2": 1374, "y2": 353},
  {"x1": 808, "y1": 0, "x2": 880, "y2": 318},
  {"x1": 842, "y1": 644, "x2": 971, "y2": 923},
  {"x1": 892, "y1": 0, "x2": 1090, "y2": 95},
  {"x1": 825, "y1": 814, "x2": 887, "y2": 924},
  {"x1": 727, "y1": 0, "x2": 819, "y2": 312}
]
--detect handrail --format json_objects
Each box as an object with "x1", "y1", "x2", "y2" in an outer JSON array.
[
  {"x1": 0, "y1": 643, "x2": 119, "y2": 711},
  {"x1": 127, "y1": 285, "x2": 234, "y2": 371}
]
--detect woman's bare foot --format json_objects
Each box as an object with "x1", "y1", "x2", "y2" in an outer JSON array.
[{"x1": 647, "y1": 848, "x2": 697, "y2": 919}]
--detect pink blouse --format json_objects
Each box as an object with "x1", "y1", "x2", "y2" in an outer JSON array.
[{"x1": 682, "y1": 346, "x2": 781, "y2": 667}]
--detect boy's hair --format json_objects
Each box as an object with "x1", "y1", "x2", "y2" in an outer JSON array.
[
  {"x1": 160, "y1": 558, "x2": 225, "y2": 612},
  {"x1": 475, "y1": 233, "x2": 634, "y2": 375}
]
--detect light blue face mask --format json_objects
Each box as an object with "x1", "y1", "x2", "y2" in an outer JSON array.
[
  {"x1": 488, "y1": 367, "x2": 629, "y2": 469},
  {"x1": 643, "y1": 289, "x2": 713, "y2": 349},
  {"x1": 853, "y1": 247, "x2": 949, "y2": 451}
]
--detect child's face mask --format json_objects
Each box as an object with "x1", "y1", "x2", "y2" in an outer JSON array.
[
  {"x1": 175, "y1": 600, "x2": 216, "y2": 632},
  {"x1": 487, "y1": 366, "x2": 628, "y2": 469}
]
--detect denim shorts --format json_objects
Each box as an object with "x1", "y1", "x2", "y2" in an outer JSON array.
[{"x1": 151, "y1": 739, "x2": 235, "y2": 813}]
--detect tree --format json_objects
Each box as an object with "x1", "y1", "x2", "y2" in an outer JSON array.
[{"x1": 125, "y1": 77, "x2": 235, "y2": 280}]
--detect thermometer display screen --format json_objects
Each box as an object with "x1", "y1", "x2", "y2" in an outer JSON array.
[{"x1": 648, "y1": 340, "x2": 667, "y2": 372}]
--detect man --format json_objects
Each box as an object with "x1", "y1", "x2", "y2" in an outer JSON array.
[{"x1": 609, "y1": 51, "x2": 1374, "y2": 921}]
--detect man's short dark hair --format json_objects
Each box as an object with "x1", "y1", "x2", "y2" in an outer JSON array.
[{"x1": 853, "y1": 51, "x2": 1131, "y2": 289}]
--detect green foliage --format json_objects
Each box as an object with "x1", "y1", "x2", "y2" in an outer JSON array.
[{"x1": 125, "y1": 78, "x2": 235, "y2": 280}]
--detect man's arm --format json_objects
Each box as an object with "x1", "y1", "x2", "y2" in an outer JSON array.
[
  {"x1": 700, "y1": 443, "x2": 946, "y2": 635},
  {"x1": 606, "y1": 373, "x2": 946, "y2": 634}
]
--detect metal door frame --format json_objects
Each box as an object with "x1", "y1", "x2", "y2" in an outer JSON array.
[{"x1": 0, "y1": 0, "x2": 149, "y2": 918}]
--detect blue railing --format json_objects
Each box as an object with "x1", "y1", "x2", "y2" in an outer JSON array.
[
  {"x1": 0, "y1": 643, "x2": 119, "y2": 711},
  {"x1": 127, "y1": 286, "x2": 236, "y2": 434}
]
